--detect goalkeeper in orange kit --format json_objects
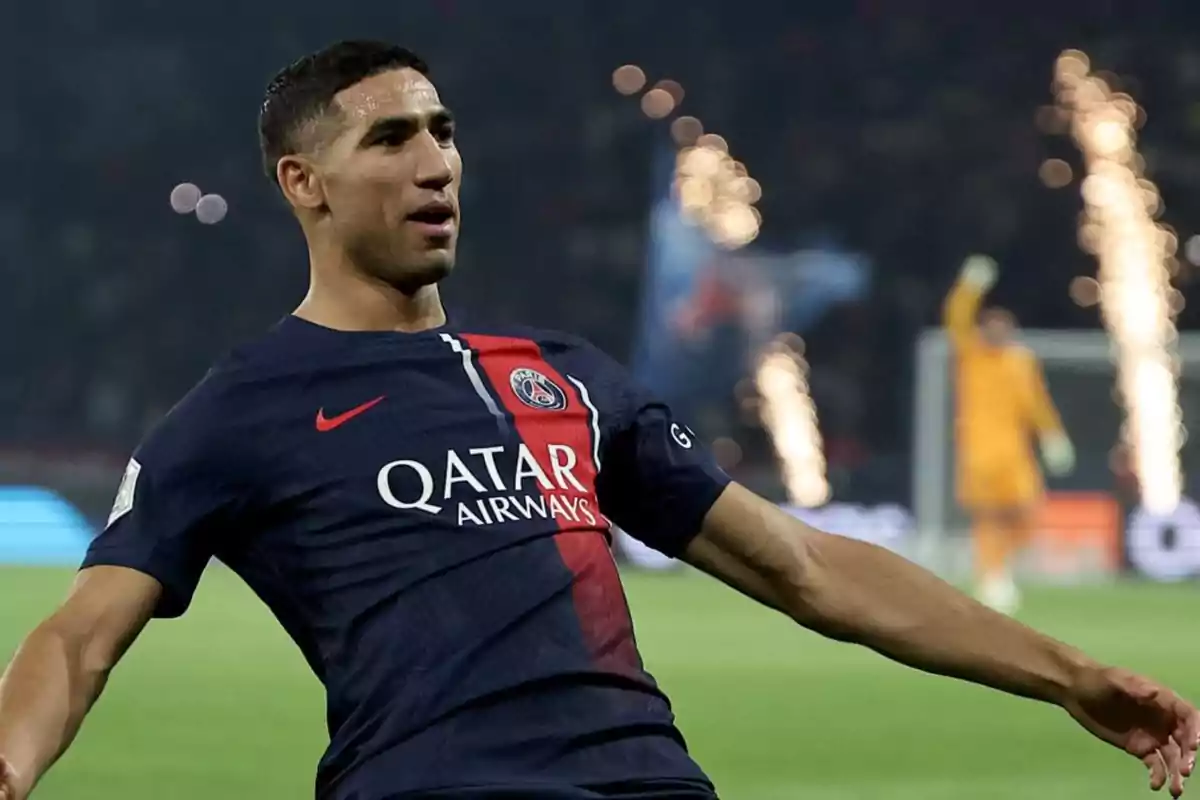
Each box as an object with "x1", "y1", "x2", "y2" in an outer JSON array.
[{"x1": 944, "y1": 255, "x2": 1076, "y2": 614}]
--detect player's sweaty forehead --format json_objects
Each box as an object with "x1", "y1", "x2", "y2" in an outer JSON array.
[{"x1": 334, "y1": 68, "x2": 444, "y2": 129}]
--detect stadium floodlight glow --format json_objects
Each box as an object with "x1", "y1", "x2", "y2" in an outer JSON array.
[
  {"x1": 1054, "y1": 49, "x2": 1184, "y2": 513},
  {"x1": 755, "y1": 338, "x2": 830, "y2": 507}
]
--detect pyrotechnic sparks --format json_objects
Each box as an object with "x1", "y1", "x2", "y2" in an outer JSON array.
[
  {"x1": 1054, "y1": 49, "x2": 1183, "y2": 513},
  {"x1": 755, "y1": 338, "x2": 830, "y2": 507},
  {"x1": 611, "y1": 65, "x2": 762, "y2": 248},
  {"x1": 615, "y1": 65, "x2": 817, "y2": 500}
]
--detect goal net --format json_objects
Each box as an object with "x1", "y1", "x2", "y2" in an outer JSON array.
[{"x1": 912, "y1": 329, "x2": 1200, "y2": 583}]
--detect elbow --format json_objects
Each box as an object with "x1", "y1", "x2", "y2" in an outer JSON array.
[
  {"x1": 772, "y1": 532, "x2": 919, "y2": 646},
  {"x1": 37, "y1": 614, "x2": 116, "y2": 682},
  {"x1": 768, "y1": 533, "x2": 861, "y2": 643}
]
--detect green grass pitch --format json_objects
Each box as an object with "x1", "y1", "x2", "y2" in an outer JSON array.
[{"x1": 1, "y1": 566, "x2": 1196, "y2": 799}]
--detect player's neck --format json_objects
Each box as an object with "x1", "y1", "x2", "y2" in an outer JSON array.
[{"x1": 296, "y1": 260, "x2": 447, "y2": 334}]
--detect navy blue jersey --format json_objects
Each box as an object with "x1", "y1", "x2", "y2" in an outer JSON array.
[{"x1": 84, "y1": 316, "x2": 731, "y2": 800}]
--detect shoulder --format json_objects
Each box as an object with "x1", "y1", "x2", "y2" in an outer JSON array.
[
  {"x1": 1006, "y1": 344, "x2": 1039, "y2": 364},
  {"x1": 136, "y1": 351, "x2": 262, "y2": 472}
]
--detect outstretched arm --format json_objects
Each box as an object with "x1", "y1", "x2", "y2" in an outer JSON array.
[
  {"x1": 684, "y1": 483, "x2": 1199, "y2": 796},
  {"x1": 943, "y1": 254, "x2": 996, "y2": 349},
  {"x1": 0, "y1": 566, "x2": 161, "y2": 799}
]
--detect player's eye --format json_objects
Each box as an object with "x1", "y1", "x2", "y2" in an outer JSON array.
[
  {"x1": 375, "y1": 131, "x2": 410, "y2": 148},
  {"x1": 432, "y1": 120, "x2": 456, "y2": 146}
]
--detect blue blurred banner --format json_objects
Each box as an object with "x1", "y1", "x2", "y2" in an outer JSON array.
[
  {"x1": 631, "y1": 143, "x2": 872, "y2": 419},
  {"x1": 0, "y1": 486, "x2": 93, "y2": 565}
]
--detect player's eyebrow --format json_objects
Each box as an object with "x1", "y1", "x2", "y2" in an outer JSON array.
[{"x1": 359, "y1": 108, "x2": 455, "y2": 148}]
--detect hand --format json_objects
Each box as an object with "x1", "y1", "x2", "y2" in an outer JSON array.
[
  {"x1": 960, "y1": 254, "x2": 998, "y2": 291},
  {"x1": 1063, "y1": 666, "x2": 1200, "y2": 797},
  {"x1": 1040, "y1": 432, "x2": 1076, "y2": 476},
  {"x1": 0, "y1": 755, "x2": 24, "y2": 800}
]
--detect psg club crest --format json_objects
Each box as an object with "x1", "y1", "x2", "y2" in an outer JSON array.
[{"x1": 510, "y1": 368, "x2": 567, "y2": 411}]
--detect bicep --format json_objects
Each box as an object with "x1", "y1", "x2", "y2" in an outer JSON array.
[
  {"x1": 595, "y1": 403, "x2": 730, "y2": 558},
  {"x1": 683, "y1": 482, "x2": 814, "y2": 614},
  {"x1": 46, "y1": 566, "x2": 161, "y2": 672},
  {"x1": 87, "y1": 424, "x2": 248, "y2": 619},
  {"x1": 566, "y1": 338, "x2": 733, "y2": 554}
]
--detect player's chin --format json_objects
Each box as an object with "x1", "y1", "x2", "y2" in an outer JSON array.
[
  {"x1": 419, "y1": 240, "x2": 455, "y2": 271},
  {"x1": 400, "y1": 246, "x2": 456, "y2": 287}
]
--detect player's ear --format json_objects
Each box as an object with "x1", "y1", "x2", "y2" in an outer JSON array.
[{"x1": 277, "y1": 155, "x2": 326, "y2": 211}]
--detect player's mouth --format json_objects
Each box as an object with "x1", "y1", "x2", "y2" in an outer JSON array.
[{"x1": 406, "y1": 202, "x2": 456, "y2": 238}]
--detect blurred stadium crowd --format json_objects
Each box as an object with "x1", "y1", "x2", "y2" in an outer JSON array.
[{"x1": 6, "y1": 0, "x2": 1200, "y2": 508}]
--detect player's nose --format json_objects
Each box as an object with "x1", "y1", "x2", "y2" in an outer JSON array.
[{"x1": 413, "y1": 133, "x2": 454, "y2": 191}]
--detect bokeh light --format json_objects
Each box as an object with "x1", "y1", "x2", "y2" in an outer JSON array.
[
  {"x1": 611, "y1": 64, "x2": 646, "y2": 95},
  {"x1": 1039, "y1": 158, "x2": 1073, "y2": 189},
  {"x1": 670, "y1": 115, "x2": 703, "y2": 147},
  {"x1": 195, "y1": 194, "x2": 229, "y2": 225},
  {"x1": 612, "y1": 70, "x2": 760, "y2": 249},
  {"x1": 640, "y1": 88, "x2": 676, "y2": 119},
  {"x1": 695, "y1": 133, "x2": 729, "y2": 153},
  {"x1": 674, "y1": 144, "x2": 762, "y2": 248},
  {"x1": 1055, "y1": 49, "x2": 1183, "y2": 513},
  {"x1": 169, "y1": 183, "x2": 202, "y2": 214},
  {"x1": 654, "y1": 79, "x2": 685, "y2": 105},
  {"x1": 1069, "y1": 275, "x2": 1101, "y2": 307},
  {"x1": 1185, "y1": 234, "x2": 1200, "y2": 266}
]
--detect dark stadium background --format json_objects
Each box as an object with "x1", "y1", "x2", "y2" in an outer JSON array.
[
  {"x1": 4, "y1": 3, "x2": 1200, "y2": 798},
  {"x1": 7, "y1": 1, "x2": 1199, "y2": 492}
]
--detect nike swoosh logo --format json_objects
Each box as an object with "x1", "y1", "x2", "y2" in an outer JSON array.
[{"x1": 315, "y1": 396, "x2": 386, "y2": 432}]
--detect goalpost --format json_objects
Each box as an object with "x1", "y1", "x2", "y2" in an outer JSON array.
[{"x1": 911, "y1": 328, "x2": 1200, "y2": 581}]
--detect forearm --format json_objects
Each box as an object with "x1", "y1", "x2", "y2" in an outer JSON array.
[
  {"x1": 786, "y1": 532, "x2": 1094, "y2": 705},
  {"x1": 1028, "y1": 375, "x2": 1066, "y2": 438},
  {"x1": 943, "y1": 281, "x2": 983, "y2": 333},
  {"x1": 1031, "y1": 399, "x2": 1067, "y2": 440},
  {"x1": 0, "y1": 621, "x2": 109, "y2": 791}
]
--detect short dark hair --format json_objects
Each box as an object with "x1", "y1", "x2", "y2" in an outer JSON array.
[{"x1": 259, "y1": 40, "x2": 429, "y2": 184}]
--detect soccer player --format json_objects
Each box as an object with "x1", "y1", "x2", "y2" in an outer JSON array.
[
  {"x1": 944, "y1": 254, "x2": 1077, "y2": 614},
  {"x1": 0, "y1": 41, "x2": 1196, "y2": 800}
]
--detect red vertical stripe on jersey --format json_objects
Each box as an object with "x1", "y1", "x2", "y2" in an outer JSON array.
[{"x1": 462, "y1": 334, "x2": 639, "y2": 673}]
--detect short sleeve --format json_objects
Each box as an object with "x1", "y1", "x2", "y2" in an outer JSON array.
[
  {"x1": 82, "y1": 399, "x2": 248, "y2": 618},
  {"x1": 582, "y1": 347, "x2": 731, "y2": 557}
]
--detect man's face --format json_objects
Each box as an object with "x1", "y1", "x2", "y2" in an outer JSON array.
[
  {"x1": 318, "y1": 68, "x2": 462, "y2": 291},
  {"x1": 980, "y1": 308, "x2": 1016, "y2": 347}
]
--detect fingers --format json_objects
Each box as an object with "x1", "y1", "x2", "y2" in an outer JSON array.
[
  {"x1": 1147, "y1": 750, "x2": 1169, "y2": 792},
  {"x1": 1115, "y1": 678, "x2": 1199, "y2": 796},
  {"x1": 1174, "y1": 704, "x2": 1200, "y2": 778},
  {"x1": 1144, "y1": 736, "x2": 1193, "y2": 797},
  {"x1": 1162, "y1": 737, "x2": 1186, "y2": 798}
]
